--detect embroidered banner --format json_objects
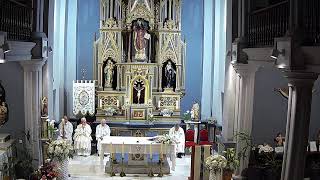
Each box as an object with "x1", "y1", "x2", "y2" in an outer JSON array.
[{"x1": 73, "y1": 80, "x2": 95, "y2": 116}]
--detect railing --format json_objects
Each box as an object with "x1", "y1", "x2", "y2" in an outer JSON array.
[
  {"x1": 247, "y1": 1, "x2": 289, "y2": 47},
  {"x1": 302, "y1": 0, "x2": 320, "y2": 45},
  {"x1": 0, "y1": 0, "x2": 33, "y2": 41}
]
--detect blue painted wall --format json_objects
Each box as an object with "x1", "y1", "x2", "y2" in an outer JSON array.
[
  {"x1": 181, "y1": 0, "x2": 204, "y2": 112},
  {"x1": 76, "y1": 0, "x2": 204, "y2": 113},
  {"x1": 76, "y1": 0, "x2": 100, "y2": 80}
]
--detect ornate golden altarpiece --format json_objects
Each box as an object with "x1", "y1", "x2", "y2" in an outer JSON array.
[{"x1": 93, "y1": 0, "x2": 186, "y2": 124}]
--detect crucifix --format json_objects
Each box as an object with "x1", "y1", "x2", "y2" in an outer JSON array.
[
  {"x1": 134, "y1": 83, "x2": 145, "y2": 104},
  {"x1": 81, "y1": 68, "x2": 87, "y2": 80}
]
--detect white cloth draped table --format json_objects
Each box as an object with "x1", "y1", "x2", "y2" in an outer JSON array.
[{"x1": 100, "y1": 136, "x2": 176, "y2": 171}]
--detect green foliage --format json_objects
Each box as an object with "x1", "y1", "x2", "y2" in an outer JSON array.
[
  {"x1": 223, "y1": 148, "x2": 240, "y2": 171},
  {"x1": 234, "y1": 131, "x2": 254, "y2": 161}
]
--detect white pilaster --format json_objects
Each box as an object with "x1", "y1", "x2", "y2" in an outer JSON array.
[
  {"x1": 20, "y1": 60, "x2": 46, "y2": 166},
  {"x1": 232, "y1": 63, "x2": 258, "y2": 175}
]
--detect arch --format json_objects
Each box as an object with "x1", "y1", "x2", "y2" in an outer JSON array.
[{"x1": 130, "y1": 76, "x2": 150, "y2": 104}]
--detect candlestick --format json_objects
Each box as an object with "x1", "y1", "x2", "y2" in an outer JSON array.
[
  {"x1": 160, "y1": 143, "x2": 163, "y2": 158},
  {"x1": 150, "y1": 143, "x2": 152, "y2": 159},
  {"x1": 110, "y1": 142, "x2": 113, "y2": 153}
]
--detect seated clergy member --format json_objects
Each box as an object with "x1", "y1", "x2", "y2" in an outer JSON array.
[
  {"x1": 73, "y1": 117, "x2": 92, "y2": 156},
  {"x1": 169, "y1": 123, "x2": 185, "y2": 158},
  {"x1": 95, "y1": 119, "x2": 111, "y2": 155},
  {"x1": 58, "y1": 115, "x2": 73, "y2": 143}
]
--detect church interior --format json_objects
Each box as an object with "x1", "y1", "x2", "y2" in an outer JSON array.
[{"x1": 1, "y1": 0, "x2": 320, "y2": 180}]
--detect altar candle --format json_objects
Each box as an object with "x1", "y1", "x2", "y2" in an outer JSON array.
[
  {"x1": 100, "y1": 99, "x2": 102, "y2": 108},
  {"x1": 158, "y1": 100, "x2": 161, "y2": 108},
  {"x1": 117, "y1": 100, "x2": 120, "y2": 107},
  {"x1": 176, "y1": 100, "x2": 179, "y2": 109},
  {"x1": 110, "y1": 142, "x2": 113, "y2": 153},
  {"x1": 122, "y1": 142, "x2": 124, "y2": 157},
  {"x1": 150, "y1": 143, "x2": 152, "y2": 159}
]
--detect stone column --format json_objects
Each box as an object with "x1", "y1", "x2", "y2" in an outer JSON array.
[
  {"x1": 280, "y1": 72, "x2": 318, "y2": 180},
  {"x1": 20, "y1": 60, "x2": 45, "y2": 166},
  {"x1": 232, "y1": 63, "x2": 258, "y2": 177},
  {"x1": 176, "y1": 66, "x2": 180, "y2": 91}
]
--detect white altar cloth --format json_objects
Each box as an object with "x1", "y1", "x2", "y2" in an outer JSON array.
[{"x1": 100, "y1": 136, "x2": 176, "y2": 171}]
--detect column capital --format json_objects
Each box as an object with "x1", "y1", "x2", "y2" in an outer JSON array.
[
  {"x1": 232, "y1": 63, "x2": 259, "y2": 77},
  {"x1": 283, "y1": 71, "x2": 318, "y2": 87},
  {"x1": 20, "y1": 60, "x2": 46, "y2": 72}
]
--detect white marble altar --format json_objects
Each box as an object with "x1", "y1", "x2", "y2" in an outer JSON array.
[{"x1": 100, "y1": 136, "x2": 176, "y2": 171}]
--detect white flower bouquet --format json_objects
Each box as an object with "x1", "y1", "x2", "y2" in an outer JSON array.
[
  {"x1": 105, "y1": 107, "x2": 117, "y2": 116},
  {"x1": 154, "y1": 134, "x2": 177, "y2": 144},
  {"x1": 160, "y1": 109, "x2": 173, "y2": 117},
  {"x1": 48, "y1": 139, "x2": 74, "y2": 162},
  {"x1": 205, "y1": 154, "x2": 227, "y2": 174},
  {"x1": 258, "y1": 144, "x2": 274, "y2": 153}
]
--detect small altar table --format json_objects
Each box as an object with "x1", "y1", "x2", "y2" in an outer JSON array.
[{"x1": 100, "y1": 136, "x2": 176, "y2": 171}]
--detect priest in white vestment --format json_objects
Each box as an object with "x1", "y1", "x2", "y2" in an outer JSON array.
[
  {"x1": 58, "y1": 115, "x2": 74, "y2": 143},
  {"x1": 169, "y1": 124, "x2": 185, "y2": 158},
  {"x1": 95, "y1": 119, "x2": 111, "y2": 155},
  {"x1": 73, "y1": 117, "x2": 92, "y2": 156}
]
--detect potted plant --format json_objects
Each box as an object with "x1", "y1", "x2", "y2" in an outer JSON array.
[
  {"x1": 205, "y1": 154, "x2": 227, "y2": 180},
  {"x1": 31, "y1": 160, "x2": 59, "y2": 180},
  {"x1": 223, "y1": 148, "x2": 239, "y2": 180},
  {"x1": 47, "y1": 139, "x2": 74, "y2": 180}
]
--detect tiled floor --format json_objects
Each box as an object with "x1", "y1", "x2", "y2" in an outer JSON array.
[{"x1": 69, "y1": 154, "x2": 191, "y2": 180}]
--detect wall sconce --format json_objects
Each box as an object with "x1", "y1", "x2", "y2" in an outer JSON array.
[
  {"x1": 0, "y1": 42, "x2": 10, "y2": 54},
  {"x1": 270, "y1": 48, "x2": 285, "y2": 59},
  {"x1": 226, "y1": 50, "x2": 236, "y2": 57}
]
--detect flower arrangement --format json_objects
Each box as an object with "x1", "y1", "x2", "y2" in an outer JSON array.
[
  {"x1": 154, "y1": 134, "x2": 177, "y2": 144},
  {"x1": 105, "y1": 107, "x2": 117, "y2": 116},
  {"x1": 205, "y1": 154, "x2": 227, "y2": 174},
  {"x1": 48, "y1": 139, "x2": 74, "y2": 162},
  {"x1": 33, "y1": 161, "x2": 59, "y2": 180},
  {"x1": 207, "y1": 117, "x2": 217, "y2": 124},
  {"x1": 160, "y1": 108, "x2": 173, "y2": 117},
  {"x1": 47, "y1": 119, "x2": 58, "y2": 139},
  {"x1": 146, "y1": 113, "x2": 156, "y2": 124},
  {"x1": 223, "y1": 148, "x2": 240, "y2": 171},
  {"x1": 182, "y1": 110, "x2": 191, "y2": 121},
  {"x1": 258, "y1": 143, "x2": 274, "y2": 153}
]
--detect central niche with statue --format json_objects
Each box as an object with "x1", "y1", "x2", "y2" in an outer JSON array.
[{"x1": 93, "y1": 0, "x2": 186, "y2": 127}]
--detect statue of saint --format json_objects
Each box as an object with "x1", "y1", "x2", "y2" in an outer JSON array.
[
  {"x1": 133, "y1": 83, "x2": 145, "y2": 104},
  {"x1": 165, "y1": 61, "x2": 176, "y2": 88},
  {"x1": 133, "y1": 19, "x2": 150, "y2": 61},
  {"x1": 104, "y1": 60, "x2": 114, "y2": 88},
  {"x1": 191, "y1": 101, "x2": 200, "y2": 121}
]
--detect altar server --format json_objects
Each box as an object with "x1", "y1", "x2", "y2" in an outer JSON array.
[
  {"x1": 96, "y1": 119, "x2": 111, "y2": 154},
  {"x1": 169, "y1": 123, "x2": 185, "y2": 158},
  {"x1": 73, "y1": 117, "x2": 92, "y2": 156},
  {"x1": 58, "y1": 115, "x2": 74, "y2": 143}
]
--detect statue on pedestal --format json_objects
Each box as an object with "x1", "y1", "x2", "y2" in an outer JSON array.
[
  {"x1": 133, "y1": 19, "x2": 150, "y2": 61},
  {"x1": 104, "y1": 60, "x2": 114, "y2": 88},
  {"x1": 191, "y1": 101, "x2": 200, "y2": 121},
  {"x1": 165, "y1": 61, "x2": 176, "y2": 88}
]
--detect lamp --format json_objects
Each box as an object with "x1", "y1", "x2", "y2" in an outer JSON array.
[
  {"x1": 0, "y1": 59, "x2": 5, "y2": 64},
  {"x1": 270, "y1": 48, "x2": 285, "y2": 59},
  {"x1": 0, "y1": 42, "x2": 10, "y2": 53}
]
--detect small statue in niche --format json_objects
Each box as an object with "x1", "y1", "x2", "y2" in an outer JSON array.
[
  {"x1": 165, "y1": 61, "x2": 176, "y2": 88},
  {"x1": 274, "y1": 132, "x2": 285, "y2": 146},
  {"x1": 104, "y1": 60, "x2": 114, "y2": 88},
  {"x1": 41, "y1": 97, "x2": 48, "y2": 117},
  {"x1": 0, "y1": 81, "x2": 8, "y2": 127},
  {"x1": 133, "y1": 19, "x2": 150, "y2": 61}
]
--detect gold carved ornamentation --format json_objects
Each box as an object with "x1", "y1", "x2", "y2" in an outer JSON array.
[{"x1": 126, "y1": 4, "x2": 155, "y2": 29}]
